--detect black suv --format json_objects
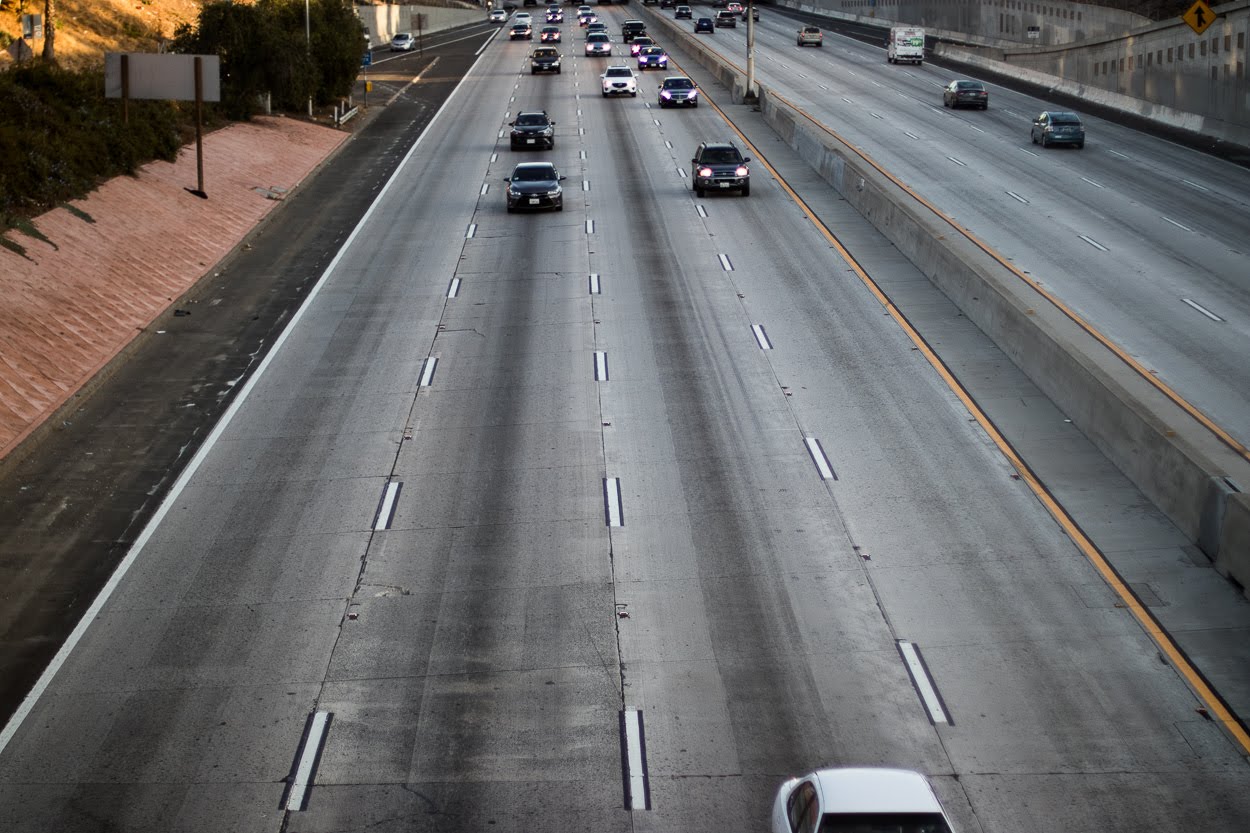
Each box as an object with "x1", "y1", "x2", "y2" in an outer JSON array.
[
  {"x1": 691, "y1": 141, "x2": 750, "y2": 196},
  {"x1": 510, "y1": 111, "x2": 556, "y2": 150},
  {"x1": 621, "y1": 20, "x2": 646, "y2": 42}
]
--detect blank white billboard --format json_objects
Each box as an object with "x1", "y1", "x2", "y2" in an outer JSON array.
[{"x1": 105, "y1": 53, "x2": 221, "y2": 102}]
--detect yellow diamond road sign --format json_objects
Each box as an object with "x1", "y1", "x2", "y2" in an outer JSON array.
[{"x1": 1183, "y1": 0, "x2": 1215, "y2": 35}]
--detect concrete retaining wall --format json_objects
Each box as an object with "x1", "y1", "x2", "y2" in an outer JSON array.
[
  {"x1": 638, "y1": 5, "x2": 1250, "y2": 589},
  {"x1": 358, "y1": 3, "x2": 485, "y2": 44},
  {"x1": 776, "y1": 0, "x2": 1151, "y2": 47}
]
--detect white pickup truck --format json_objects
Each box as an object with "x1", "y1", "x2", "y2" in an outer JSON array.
[{"x1": 887, "y1": 26, "x2": 924, "y2": 64}]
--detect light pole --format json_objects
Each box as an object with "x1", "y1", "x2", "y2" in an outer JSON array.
[
  {"x1": 745, "y1": 0, "x2": 756, "y2": 103},
  {"x1": 305, "y1": 0, "x2": 312, "y2": 116}
]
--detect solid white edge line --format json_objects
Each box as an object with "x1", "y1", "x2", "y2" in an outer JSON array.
[
  {"x1": 804, "y1": 437, "x2": 834, "y2": 480},
  {"x1": 474, "y1": 27, "x2": 500, "y2": 56},
  {"x1": 419, "y1": 356, "x2": 438, "y2": 387},
  {"x1": 594, "y1": 351, "x2": 608, "y2": 381},
  {"x1": 605, "y1": 477, "x2": 622, "y2": 527},
  {"x1": 1182, "y1": 298, "x2": 1224, "y2": 322},
  {"x1": 751, "y1": 324, "x2": 772, "y2": 350},
  {"x1": 623, "y1": 709, "x2": 647, "y2": 810},
  {"x1": 286, "y1": 711, "x2": 331, "y2": 811},
  {"x1": 718, "y1": 253, "x2": 732, "y2": 271},
  {"x1": 0, "y1": 37, "x2": 491, "y2": 759},
  {"x1": 898, "y1": 641, "x2": 949, "y2": 724}
]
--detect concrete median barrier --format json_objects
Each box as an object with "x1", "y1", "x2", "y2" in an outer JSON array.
[{"x1": 636, "y1": 4, "x2": 1250, "y2": 590}]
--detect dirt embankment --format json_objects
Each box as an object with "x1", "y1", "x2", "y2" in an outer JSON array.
[{"x1": 0, "y1": 0, "x2": 203, "y2": 69}]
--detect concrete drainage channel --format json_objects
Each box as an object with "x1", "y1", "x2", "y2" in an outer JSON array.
[{"x1": 634, "y1": 4, "x2": 1250, "y2": 590}]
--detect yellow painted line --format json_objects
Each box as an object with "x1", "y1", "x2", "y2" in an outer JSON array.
[
  {"x1": 670, "y1": 28, "x2": 1249, "y2": 463},
  {"x1": 685, "y1": 60, "x2": 1250, "y2": 756}
]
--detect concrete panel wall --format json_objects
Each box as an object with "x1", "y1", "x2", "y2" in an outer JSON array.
[
  {"x1": 776, "y1": 0, "x2": 1150, "y2": 46},
  {"x1": 357, "y1": 3, "x2": 485, "y2": 44},
  {"x1": 636, "y1": 3, "x2": 1250, "y2": 590}
]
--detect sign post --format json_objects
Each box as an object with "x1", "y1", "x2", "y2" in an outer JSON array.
[{"x1": 105, "y1": 53, "x2": 221, "y2": 198}]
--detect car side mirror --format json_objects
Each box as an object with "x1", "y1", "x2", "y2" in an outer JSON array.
[
  {"x1": 504, "y1": 177, "x2": 511, "y2": 182},
  {"x1": 508, "y1": 121, "x2": 515, "y2": 126},
  {"x1": 743, "y1": 157, "x2": 751, "y2": 163},
  {"x1": 559, "y1": 175, "x2": 567, "y2": 181}
]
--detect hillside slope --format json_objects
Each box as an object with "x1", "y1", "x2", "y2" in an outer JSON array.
[{"x1": 0, "y1": 0, "x2": 202, "y2": 69}]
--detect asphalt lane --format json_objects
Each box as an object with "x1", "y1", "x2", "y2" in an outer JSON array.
[
  {"x1": 2, "y1": 9, "x2": 1250, "y2": 833},
  {"x1": 665, "y1": 3, "x2": 1250, "y2": 451},
  {"x1": 0, "y1": 16, "x2": 491, "y2": 778}
]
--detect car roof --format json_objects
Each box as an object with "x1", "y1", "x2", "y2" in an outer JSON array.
[
  {"x1": 813, "y1": 769, "x2": 943, "y2": 815},
  {"x1": 641, "y1": 46, "x2": 664, "y2": 52},
  {"x1": 662, "y1": 75, "x2": 692, "y2": 82},
  {"x1": 513, "y1": 162, "x2": 557, "y2": 173},
  {"x1": 702, "y1": 141, "x2": 738, "y2": 150}
]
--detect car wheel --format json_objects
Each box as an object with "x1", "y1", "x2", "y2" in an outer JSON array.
[
  {"x1": 531, "y1": 69, "x2": 537, "y2": 75},
  {"x1": 1030, "y1": 132, "x2": 1037, "y2": 144},
  {"x1": 943, "y1": 98, "x2": 948, "y2": 107},
  {"x1": 631, "y1": 91, "x2": 637, "y2": 97},
  {"x1": 1077, "y1": 140, "x2": 1085, "y2": 148},
  {"x1": 602, "y1": 91, "x2": 608, "y2": 97},
  {"x1": 982, "y1": 103, "x2": 988, "y2": 110},
  {"x1": 695, "y1": 185, "x2": 705, "y2": 197},
  {"x1": 817, "y1": 42, "x2": 823, "y2": 47},
  {"x1": 1040, "y1": 135, "x2": 1048, "y2": 148},
  {"x1": 507, "y1": 204, "x2": 516, "y2": 213},
  {"x1": 692, "y1": 101, "x2": 698, "y2": 108},
  {"x1": 557, "y1": 67, "x2": 562, "y2": 73},
  {"x1": 741, "y1": 182, "x2": 750, "y2": 196}
]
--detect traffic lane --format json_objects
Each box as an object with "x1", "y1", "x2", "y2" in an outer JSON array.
[
  {"x1": 578, "y1": 68, "x2": 957, "y2": 829},
  {"x1": 291, "y1": 39, "x2": 629, "y2": 830},
  {"x1": 592, "y1": 43, "x2": 1250, "y2": 830},
  {"x1": 690, "y1": 21, "x2": 1250, "y2": 443},
  {"x1": 0, "y1": 32, "x2": 523, "y2": 833},
  {"x1": 710, "y1": 94, "x2": 1250, "y2": 831}
]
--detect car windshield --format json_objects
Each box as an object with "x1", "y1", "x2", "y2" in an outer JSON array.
[
  {"x1": 513, "y1": 166, "x2": 556, "y2": 181},
  {"x1": 664, "y1": 78, "x2": 693, "y2": 89},
  {"x1": 804, "y1": 27, "x2": 819, "y2": 33},
  {"x1": 1051, "y1": 113, "x2": 1081, "y2": 125},
  {"x1": 642, "y1": 48, "x2": 663, "y2": 55},
  {"x1": 605, "y1": 68, "x2": 631, "y2": 77},
  {"x1": 588, "y1": 33, "x2": 609, "y2": 42},
  {"x1": 956, "y1": 81, "x2": 983, "y2": 90},
  {"x1": 515, "y1": 114, "x2": 549, "y2": 126},
  {"x1": 818, "y1": 813, "x2": 952, "y2": 833},
  {"x1": 701, "y1": 148, "x2": 741, "y2": 164},
  {"x1": 534, "y1": 49, "x2": 556, "y2": 56}
]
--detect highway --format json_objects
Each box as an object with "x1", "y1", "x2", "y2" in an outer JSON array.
[
  {"x1": 667, "y1": 2, "x2": 1250, "y2": 452},
  {"x1": 1, "y1": 7, "x2": 1249, "y2": 832}
]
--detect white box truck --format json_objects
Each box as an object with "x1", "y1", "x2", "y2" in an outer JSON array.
[{"x1": 887, "y1": 26, "x2": 924, "y2": 64}]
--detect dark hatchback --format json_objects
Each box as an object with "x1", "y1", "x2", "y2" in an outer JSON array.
[
  {"x1": 692, "y1": 141, "x2": 750, "y2": 196},
  {"x1": 943, "y1": 80, "x2": 988, "y2": 109},
  {"x1": 694, "y1": 17, "x2": 714, "y2": 33},
  {"x1": 505, "y1": 162, "x2": 566, "y2": 212},
  {"x1": 1031, "y1": 110, "x2": 1085, "y2": 148},
  {"x1": 510, "y1": 111, "x2": 556, "y2": 150},
  {"x1": 530, "y1": 47, "x2": 562, "y2": 73}
]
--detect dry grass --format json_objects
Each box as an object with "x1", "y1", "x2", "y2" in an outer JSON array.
[{"x1": 0, "y1": 0, "x2": 204, "y2": 70}]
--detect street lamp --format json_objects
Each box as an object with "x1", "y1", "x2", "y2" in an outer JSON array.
[{"x1": 745, "y1": 0, "x2": 756, "y2": 103}]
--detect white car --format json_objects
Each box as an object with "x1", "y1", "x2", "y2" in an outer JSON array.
[
  {"x1": 601, "y1": 65, "x2": 637, "y2": 96},
  {"x1": 390, "y1": 32, "x2": 415, "y2": 51},
  {"x1": 489, "y1": 8, "x2": 508, "y2": 22},
  {"x1": 514, "y1": 12, "x2": 532, "y2": 24},
  {"x1": 771, "y1": 769, "x2": 955, "y2": 833}
]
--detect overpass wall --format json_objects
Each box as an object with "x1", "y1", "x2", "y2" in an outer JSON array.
[{"x1": 357, "y1": 3, "x2": 485, "y2": 44}]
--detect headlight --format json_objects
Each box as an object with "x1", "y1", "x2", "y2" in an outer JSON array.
[
  {"x1": 661, "y1": 91, "x2": 672, "y2": 99},
  {"x1": 547, "y1": 189, "x2": 562, "y2": 196},
  {"x1": 688, "y1": 90, "x2": 697, "y2": 97},
  {"x1": 698, "y1": 167, "x2": 712, "y2": 177},
  {"x1": 735, "y1": 166, "x2": 749, "y2": 177},
  {"x1": 509, "y1": 187, "x2": 522, "y2": 196}
]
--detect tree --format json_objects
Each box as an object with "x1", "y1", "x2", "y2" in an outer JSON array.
[{"x1": 40, "y1": 0, "x2": 54, "y2": 63}]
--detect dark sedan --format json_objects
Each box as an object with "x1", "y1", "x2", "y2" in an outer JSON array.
[
  {"x1": 1031, "y1": 110, "x2": 1085, "y2": 148},
  {"x1": 675, "y1": 5, "x2": 693, "y2": 19},
  {"x1": 694, "y1": 17, "x2": 714, "y2": 33},
  {"x1": 505, "y1": 162, "x2": 566, "y2": 212},
  {"x1": 509, "y1": 22, "x2": 532, "y2": 40},
  {"x1": 509, "y1": 111, "x2": 556, "y2": 150},
  {"x1": 658, "y1": 75, "x2": 698, "y2": 107},
  {"x1": 943, "y1": 80, "x2": 988, "y2": 109}
]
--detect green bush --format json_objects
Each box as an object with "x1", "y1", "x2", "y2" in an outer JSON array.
[{"x1": 0, "y1": 62, "x2": 183, "y2": 225}]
